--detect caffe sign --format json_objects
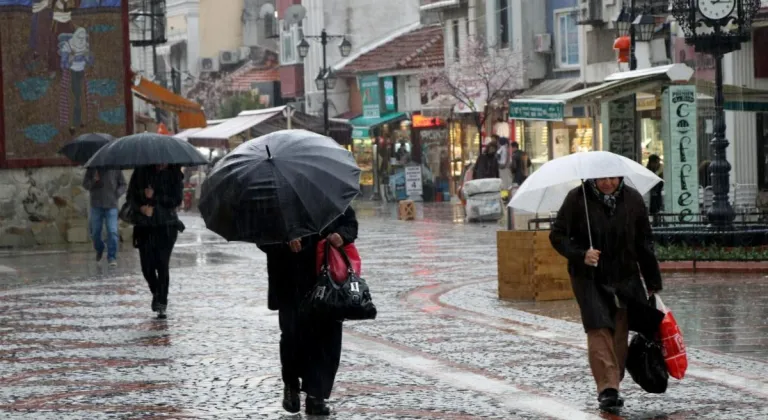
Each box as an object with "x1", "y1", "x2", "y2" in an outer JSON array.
[{"x1": 663, "y1": 85, "x2": 699, "y2": 222}]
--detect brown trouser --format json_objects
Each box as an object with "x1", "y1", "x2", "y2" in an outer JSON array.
[{"x1": 586, "y1": 308, "x2": 629, "y2": 393}]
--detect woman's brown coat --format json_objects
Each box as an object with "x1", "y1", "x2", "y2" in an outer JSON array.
[{"x1": 549, "y1": 185, "x2": 663, "y2": 332}]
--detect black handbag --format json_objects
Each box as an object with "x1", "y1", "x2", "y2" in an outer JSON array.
[
  {"x1": 118, "y1": 202, "x2": 136, "y2": 224},
  {"x1": 626, "y1": 332, "x2": 669, "y2": 394},
  {"x1": 302, "y1": 242, "x2": 377, "y2": 321}
]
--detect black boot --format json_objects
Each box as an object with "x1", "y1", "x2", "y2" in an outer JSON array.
[
  {"x1": 598, "y1": 388, "x2": 624, "y2": 410},
  {"x1": 282, "y1": 385, "x2": 300, "y2": 414},
  {"x1": 151, "y1": 293, "x2": 159, "y2": 312},
  {"x1": 305, "y1": 395, "x2": 331, "y2": 416}
]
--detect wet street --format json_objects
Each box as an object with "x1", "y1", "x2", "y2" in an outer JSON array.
[{"x1": 1, "y1": 203, "x2": 768, "y2": 419}]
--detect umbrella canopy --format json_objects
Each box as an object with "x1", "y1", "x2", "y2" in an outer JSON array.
[
  {"x1": 509, "y1": 151, "x2": 663, "y2": 214},
  {"x1": 84, "y1": 132, "x2": 209, "y2": 169},
  {"x1": 58, "y1": 133, "x2": 114, "y2": 164},
  {"x1": 199, "y1": 129, "x2": 360, "y2": 245}
]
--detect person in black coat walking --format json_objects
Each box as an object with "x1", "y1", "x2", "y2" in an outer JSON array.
[
  {"x1": 549, "y1": 177, "x2": 662, "y2": 410},
  {"x1": 258, "y1": 207, "x2": 358, "y2": 416},
  {"x1": 126, "y1": 164, "x2": 185, "y2": 319}
]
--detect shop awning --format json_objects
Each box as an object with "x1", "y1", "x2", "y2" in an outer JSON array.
[
  {"x1": 350, "y1": 112, "x2": 408, "y2": 138},
  {"x1": 131, "y1": 76, "x2": 206, "y2": 129},
  {"x1": 186, "y1": 106, "x2": 284, "y2": 148},
  {"x1": 509, "y1": 64, "x2": 696, "y2": 121},
  {"x1": 518, "y1": 78, "x2": 583, "y2": 97},
  {"x1": 175, "y1": 127, "x2": 203, "y2": 140}
]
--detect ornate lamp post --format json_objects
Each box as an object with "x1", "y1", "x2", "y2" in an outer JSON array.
[
  {"x1": 297, "y1": 30, "x2": 352, "y2": 136},
  {"x1": 671, "y1": 0, "x2": 760, "y2": 227}
]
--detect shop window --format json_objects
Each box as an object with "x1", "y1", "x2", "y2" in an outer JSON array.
[
  {"x1": 555, "y1": 9, "x2": 580, "y2": 69},
  {"x1": 280, "y1": 22, "x2": 302, "y2": 66},
  {"x1": 518, "y1": 121, "x2": 549, "y2": 172},
  {"x1": 640, "y1": 118, "x2": 663, "y2": 167}
]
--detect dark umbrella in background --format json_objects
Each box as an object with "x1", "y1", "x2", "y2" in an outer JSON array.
[
  {"x1": 199, "y1": 129, "x2": 360, "y2": 246},
  {"x1": 84, "y1": 132, "x2": 209, "y2": 169},
  {"x1": 58, "y1": 133, "x2": 114, "y2": 165}
]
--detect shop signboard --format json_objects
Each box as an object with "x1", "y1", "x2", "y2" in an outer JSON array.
[
  {"x1": 405, "y1": 165, "x2": 423, "y2": 196},
  {"x1": 383, "y1": 77, "x2": 396, "y2": 112},
  {"x1": 604, "y1": 96, "x2": 637, "y2": 161},
  {"x1": 352, "y1": 127, "x2": 370, "y2": 138},
  {"x1": 359, "y1": 75, "x2": 381, "y2": 119},
  {"x1": 662, "y1": 85, "x2": 699, "y2": 223},
  {"x1": 508, "y1": 101, "x2": 564, "y2": 121}
]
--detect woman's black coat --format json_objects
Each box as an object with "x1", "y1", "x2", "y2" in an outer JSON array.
[
  {"x1": 259, "y1": 207, "x2": 359, "y2": 311},
  {"x1": 549, "y1": 186, "x2": 663, "y2": 333},
  {"x1": 126, "y1": 166, "x2": 185, "y2": 245}
]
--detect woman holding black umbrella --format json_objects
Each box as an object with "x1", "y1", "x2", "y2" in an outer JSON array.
[
  {"x1": 85, "y1": 132, "x2": 208, "y2": 319},
  {"x1": 126, "y1": 164, "x2": 185, "y2": 319},
  {"x1": 199, "y1": 130, "x2": 364, "y2": 415}
]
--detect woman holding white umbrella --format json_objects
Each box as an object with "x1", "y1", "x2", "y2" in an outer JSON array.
[{"x1": 509, "y1": 151, "x2": 665, "y2": 411}]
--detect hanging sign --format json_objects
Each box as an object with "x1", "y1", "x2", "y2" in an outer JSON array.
[
  {"x1": 606, "y1": 96, "x2": 637, "y2": 161},
  {"x1": 383, "y1": 77, "x2": 396, "y2": 112},
  {"x1": 663, "y1": 85, "x2": 699, "y2": 222},
  {"x1": 359, "y1": 75, "x2": 381, "y2": 119}
]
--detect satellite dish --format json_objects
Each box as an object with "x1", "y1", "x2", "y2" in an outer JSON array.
[
  {"x1": 259, "y1": 3, "x2": 275, "y2": 19},
  {"x1": 284, "y1": 4, "x2": 307, "y2": 25}
]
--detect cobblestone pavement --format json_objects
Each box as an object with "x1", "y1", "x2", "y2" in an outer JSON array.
[{"x1": 0, "y1": 204, "x2": 767, "y2": 419}]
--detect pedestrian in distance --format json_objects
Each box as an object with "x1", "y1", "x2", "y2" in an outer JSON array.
[
  {"x1": 126, "y1": 164, "x2": 185, "y2": 320},
  {"x1": 82, "y1": 167, "x2": 126, "y2": 267},
  {"x1": 549, "y1": 177, "x2": 663, "y2": 410},
  {"x1": 258, "y1": 207, "x2": 358, "y2": 416}
]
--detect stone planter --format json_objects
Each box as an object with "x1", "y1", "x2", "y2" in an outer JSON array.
[{"x1": 497, "y1": 230, "x2": 574, "y2": 302}]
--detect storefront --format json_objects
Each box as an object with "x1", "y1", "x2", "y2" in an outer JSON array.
[
  {"x1": 447, "y1": 116, "x2": 482, "y2": 195},
  {"x1": 411, "y1": 115, "x2": 450, "y2": 201},
  {"x1": 350, "y1": 112, "x2": 409, "y2": 198},
  {"x1": 509, "y1": 100, "x2": 597, "y2": 172}
]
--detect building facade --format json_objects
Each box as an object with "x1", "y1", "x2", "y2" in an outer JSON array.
[{"x1": 0, "y1": 0, "x2": 133, "y2": 247}]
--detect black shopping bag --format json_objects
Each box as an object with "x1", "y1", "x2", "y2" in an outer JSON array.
[{"x1": 626, "y1": 333, "x2": 669, "y2": 394}]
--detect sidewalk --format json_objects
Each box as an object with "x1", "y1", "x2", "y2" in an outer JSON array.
[{"x1": 0, "y1": 214, "x2": 767, "y2": 418}]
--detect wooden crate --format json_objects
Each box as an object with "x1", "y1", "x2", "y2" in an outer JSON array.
[
  {"x1": 398, "y1": 200, "x2": 416, "y2": 220},
  {"x1": 497, "y1": 230, "x2": 574, "y2": 302}
]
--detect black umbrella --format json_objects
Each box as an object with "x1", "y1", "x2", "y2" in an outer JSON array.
[
  {"x1": 199, "y1": 129, "x2": 360, "y2": 245},
  {"x1": 58, "y1": 133, "x2": 114, "y2": 164},
  {"x1": 84, "y1": 132, "x2": 209, "y2": 169}
]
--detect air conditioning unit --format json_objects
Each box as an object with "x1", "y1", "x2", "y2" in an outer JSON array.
[
  {"x1": 219, "y1": 50, "x2": 240, "y2": 65},
  {"x1": 578, "y1": 0, "x2": 604, "y2": 25},
  {"x1": 199, "y1": 57, "x2": 220, "y2": 73},
  {"x1": 239, "y1": 46, "x2": 252, "y2": 61},
  {"x1": 534, "y1": 33, "x2": 552, "y2": 53}
]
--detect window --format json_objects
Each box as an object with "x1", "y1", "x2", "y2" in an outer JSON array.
[
  {"x1": 555, "y1": 10, "x2": 579, "y2": 68},
  {"x1": 452, "y1": 20, "x2": 460, "y2": 61},
  {"x1": 497, "y1": 0, "x2": 509, "y2": 49},
  {"x1": 280, "y1": 22, "x2": 303, "y2": 65}
]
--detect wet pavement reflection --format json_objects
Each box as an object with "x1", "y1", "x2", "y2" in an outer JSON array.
[{"x1": 0, "y1": 203, "x2": 766, "y2": 418}]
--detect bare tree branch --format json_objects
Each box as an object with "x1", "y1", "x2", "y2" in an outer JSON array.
[{"x1": 421, "y1": 35, "x2": 527, "y2": 118}]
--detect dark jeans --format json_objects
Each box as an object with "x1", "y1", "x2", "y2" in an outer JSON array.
[
  {"x1": 279, "y1": 304, "x2": 343, "y2": 399},
  {"x1": 136, "y1": 226, "x2": 178, "y2": 305}
]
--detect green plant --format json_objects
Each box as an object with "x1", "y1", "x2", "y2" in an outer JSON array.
[
  {"x1": 655, "y1": 245, "x2": 768, "y2": 261},
  {"x1": 217, "y1": 92, "x2": 265, "y2": 119}
]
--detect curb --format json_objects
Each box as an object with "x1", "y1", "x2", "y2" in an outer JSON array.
[{"x1": 660, "y1": 261, "x2": 768, "y2": 272}]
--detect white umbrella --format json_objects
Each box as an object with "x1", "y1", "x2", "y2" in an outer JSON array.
[{"x1": 508, "y1": 151, "x2": 663, "y2": 250}]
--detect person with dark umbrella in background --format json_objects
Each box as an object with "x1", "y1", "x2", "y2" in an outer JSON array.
[
  {"x1": 82, "y1": 167, "x2": 126, "y2": 267},
  {"x1": 549, "y1": 177, "x2": 663, "y2": 410},
  {"x1": 258, "y1": 207, "x2": 358, "y2": 416},
  {"x1": 126, "y1": 164, "x2": 185, "y2": 319}
]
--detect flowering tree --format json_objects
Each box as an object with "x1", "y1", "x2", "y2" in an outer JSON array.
[{"x1": 422, "y1": 36, "x2": 526, "y2": 154}]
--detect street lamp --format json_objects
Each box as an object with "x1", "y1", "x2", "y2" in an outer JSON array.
[
  {"x1": 671, "y1": 0, "x2": 761, "y2": 227},
  {"x1": 297, "y1": 29, "x2": 351, "y2": 136},
  {"x1": 632, "y1": 11, "x2": 656, "y2": 42},
  {"x1": 615, "y1": 7, "x2": 632, "y2": 37}
]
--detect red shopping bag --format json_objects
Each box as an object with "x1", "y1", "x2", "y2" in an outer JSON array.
[
  {"x1": 655, "y1": 295, "x2": 688, "y2": 380},
  {"x1": 316, "y1": 239, "x2": 362, "y2": 285}
]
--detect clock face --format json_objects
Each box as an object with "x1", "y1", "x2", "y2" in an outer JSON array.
[{"x1": 697, "y1": 0, "x2": 736, "y2": 21}]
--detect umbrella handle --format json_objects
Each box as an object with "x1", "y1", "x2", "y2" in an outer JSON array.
[{"x1": 580, "y1": 180, "x2": 594, "y2": 249}]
